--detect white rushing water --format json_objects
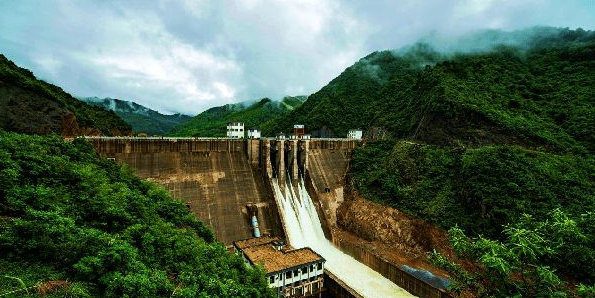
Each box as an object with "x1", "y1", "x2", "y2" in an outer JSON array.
[{"x1": 272, "y1": 178, "x2": 416, "y2": 298}]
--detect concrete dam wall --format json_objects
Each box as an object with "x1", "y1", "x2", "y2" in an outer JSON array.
[
  {"x1": 88, "y1": 137, "x2": 357, "y2": 246},
  {"x1": 89, "y1": 138, "x2": 283, "y2": 244}
]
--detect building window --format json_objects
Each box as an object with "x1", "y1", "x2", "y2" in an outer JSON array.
[
  {"x1": 317, "y1": 263, "x2": 322, "y2": 270},
  {"x1": 286, "y1": 271, "x2": 292, "y2": 279},
  {"x1": 302, "y1": 267, "x2": 308, "y2": 275},
  {"x1": 293, "y1": 269, "x2": 298, "y2": 277},
  {"x1": 310, "y1": 265, "x2": 314, "y2": 272},
  {"x1": 269, "y1": 276, "x2": 274, "y2": 284}
]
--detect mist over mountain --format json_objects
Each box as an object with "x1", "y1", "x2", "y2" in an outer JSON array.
[
  {"x1": 256, "y1": 27, "x2": 595, "y2": 295},
  {"x1": 265, "y1": 27, "x2": 595, "y2": 153},
  {"x1": 80, "y1": 97, "x2": 191, "y2": 135}
]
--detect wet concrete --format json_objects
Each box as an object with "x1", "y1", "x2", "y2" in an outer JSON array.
[{"x1": 305, "y1": 140, "x2": 356, "y2": 236}]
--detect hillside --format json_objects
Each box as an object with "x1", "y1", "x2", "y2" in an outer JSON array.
[
  {"x1": 169, "y1": 96, "x2": 306, "y2": 137},
  {"x1": 80, "y1": 97, "x2": 191, "y2": 135},
  {"x1": 264, "y1": 28, "x2": 595, "y2": 154},
  {"x1": 261, "y1": 27, "x2": 595, "y2": 296},
  {"x1": 0, "y1": 132, "x2": 273, "y2": 297},
  {"x1": 0, "y1": 55, "x2": 131, "y2": 136}
]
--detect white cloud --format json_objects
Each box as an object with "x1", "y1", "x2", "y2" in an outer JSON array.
[{"x1": 0, "y1": 0, "x2": 594, "y2": 115}]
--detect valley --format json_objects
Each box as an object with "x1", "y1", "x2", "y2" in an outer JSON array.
[{"x1": 1, "y1": 26, "x2": 594, "y2": 298}]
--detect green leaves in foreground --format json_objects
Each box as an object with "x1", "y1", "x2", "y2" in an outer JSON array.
[
  {"x1": 0, "y1": 133, "x2": 274, "y2": 298},
  {"x1": 430, "y1": 209, "x2": 595, "y2": 297}
]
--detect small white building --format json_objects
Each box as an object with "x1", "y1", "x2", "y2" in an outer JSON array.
[
  {"x1": 234, "y1": 237, "x2": 325, "y2": 298},
  {"x1": 247, "y1": 128, "x2": 261, "y2": 139},
  {"x1": 347, "y1": 129, "x2": 363, "y2": 140},
  {"x1": 227, "y1": 121, "x2": 245, "y2": 139}
]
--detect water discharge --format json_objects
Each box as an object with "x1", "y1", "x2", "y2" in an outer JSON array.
[{"x1": 272, "y1": 178, "x2": 416, "y2": 298}]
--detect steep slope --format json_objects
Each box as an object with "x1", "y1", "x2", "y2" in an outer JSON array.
[
  {"x1": 263, "y1": 27, "x2": 595, "y2": 295},
  {"x1": 0, "y1": 55, "x2": 131, "y2": 136},
  {"x1": 169, "y1": 96, "x2": 306, "y2": 137},
  {"x1": 0, "y1": 132, "x2": 273, "y2": 297},
  {"x1": 80, "y1": 97, "x2": 191, "y2": 135},
  {"x1": 265, "y1": 27, "x2": 595, "y2": 153}
]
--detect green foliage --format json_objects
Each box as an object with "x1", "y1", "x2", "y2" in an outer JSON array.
[
  {"x1": 578, "y1": 284, "x2": 595, "y2": 298},
  {"x1": 431, "y1": 209, "x2": 595, "y2": 297},
  {"x1": 343, "y1": 28, "x2": 595, "y2": 297},
  {"x1": 0, "y1": 133, "x2": 273, "y2": 297},
  {"x1": 170, "y1": 96, "x2": 306, "y2": 137},
  {"x1": 79, "y1": 97, "x2": 191, "y2": 135},
  {"x1": 350, "y1": 141, "x2": 595, "y2": 237},
  {"x1": 0, "y1": 54, "x2": 131, "y2": 135},
  {"x1": 266, "y1": 28, "x2": 595, "y2": 153}
]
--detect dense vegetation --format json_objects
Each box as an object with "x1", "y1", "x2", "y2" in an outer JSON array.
[
  {"x1": 350, "y1": 141, "x2": 595, "y2": 238},
  {"x1": 0, "y1": 55, "x2": 131, "y2": 135},
  {"x1": 265, "y1": 27, "x2": 595, "y2": 153},
  {"x1": 335, "y1": 27, "x2": 595, "y2": 296},
  {"x1": 170, "y1": 96, "x2": 306, "y2": 137},
  {"x1": 430, "y1": 209, "x2": 595, "y2": 297},
  {"x1": 351, "y1": 141, "x2": 595, "y2": 293},
  {"x1": 0, "y1": 132, "x2": 273, "y2": 297},
  {"x1": 80, "y1": 97, "x2": 191, "y2": 135}
]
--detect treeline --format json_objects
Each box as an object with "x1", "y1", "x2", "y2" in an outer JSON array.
[
  {"x1": 170, "y1": 96, "x2": 305, "y2": 137},
  {"x1": 0, "y1": 132, "x2": 273, "y2": 297}
]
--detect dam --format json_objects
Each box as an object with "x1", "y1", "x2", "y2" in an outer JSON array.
[{"x1": 88, "y1": 137, "x2": 449, "y2": 298}]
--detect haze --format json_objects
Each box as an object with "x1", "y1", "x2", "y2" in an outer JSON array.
[{"x1": 0, "y1": 0, "x2": 594, "y2": 114}]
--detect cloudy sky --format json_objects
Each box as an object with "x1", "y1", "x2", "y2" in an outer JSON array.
[{"x1": 1, "y1": 0, "x2": 594, "y2": 114}]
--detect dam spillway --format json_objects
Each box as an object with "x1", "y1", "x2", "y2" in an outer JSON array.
[
  {"x1": 273, "y1": 177, "x2": 415, "y2": 298},
  {"x1": 86, "y1": 137, "x2": 357, "y2": 245}
]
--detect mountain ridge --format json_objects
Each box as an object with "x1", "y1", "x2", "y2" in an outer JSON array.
[
  {"x1": 169, "y1": 96, "x2": 306, "y2": 137},
  {"x1": 263, "y1": 27, "x2": 594, "y2": 154},
  {"x1": 79, "y1": 97, "x2": 191, "y2": 135}
]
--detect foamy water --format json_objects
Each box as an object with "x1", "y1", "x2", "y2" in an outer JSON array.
[{"x1": 272, "y1": 178, "x2": 416, "y2": 298}]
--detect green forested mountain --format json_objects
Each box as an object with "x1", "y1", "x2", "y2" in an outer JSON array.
[
  {"x1": 169, "y1": 96, "x2": 306, "y2": 137},
  {"x1": 265, "y1": 28, "x2": 594, "y2": 154},
  {"x1": 0, "y1": 133, "x2": 273, "y2": 297},
  {"x1": 263, "y1": 27, "x2": 595, "y2": 296},
  {"x1": 0, "y1": 55, "x2": 131, "y2": 136},
  {"x1": 80, "y1": 97, "x2": 191, "y2": 135}
]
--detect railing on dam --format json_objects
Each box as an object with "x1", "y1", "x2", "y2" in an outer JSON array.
[
  {"x1": 78, "y1": 136, "x2": 361, "y2": 141},
  {"x1": 81, "y1": 136, "x2": 360, "y2": 155},
  {"x1": 85, "y1": 137, "x2": 248, "y2": 154}
]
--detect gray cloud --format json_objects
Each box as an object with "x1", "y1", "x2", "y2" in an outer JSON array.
[{"x1": 1, "y1": 0, "x2": 594, "y2": 115}]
